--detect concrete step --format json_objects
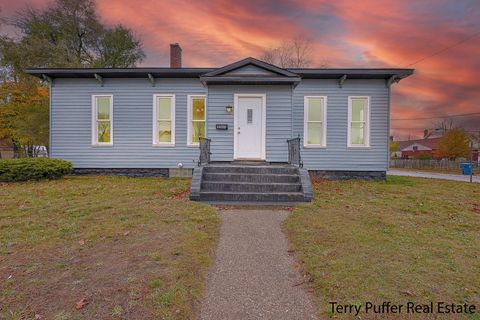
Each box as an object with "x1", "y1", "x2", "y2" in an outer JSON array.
[
  {"x1": 204, "y1": 165, "x2": 298, "y2": 175},
  {"x1": 199, "y1": 191, "x2": 307, "y2": 202},
  {"x1": 201, "y1": 181, "x2": 302, "y2": 192},
  {"x1": 203, "y1": 172, "x2": 300, "y2": 183}
]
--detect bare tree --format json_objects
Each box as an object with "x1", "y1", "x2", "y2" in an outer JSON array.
[
  {"x1": 261, "y1": 36, "x2": 313, "y2": 68},
  {"x1": 433, "y1": 118, "x2": 456, "y2": 136}
]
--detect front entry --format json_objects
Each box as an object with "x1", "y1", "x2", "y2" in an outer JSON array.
[{"x1": 234, "y1": 94, "x2": 266, "y2": 160}]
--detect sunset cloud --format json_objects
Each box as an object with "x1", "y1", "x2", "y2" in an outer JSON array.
[{"x1": 2, "y1": 0, "x2": 479, "y2": 138}]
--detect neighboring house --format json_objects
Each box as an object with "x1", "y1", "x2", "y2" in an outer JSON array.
[
  {"x1": 26, "y1": 43, "x2": 413, "y2": 201},
  {"x1": 397, "y1": 137, "x2": 442, "y2": 159},
  {"x1": 0, "y1": 139, "x2": 14, "y2": 159}
]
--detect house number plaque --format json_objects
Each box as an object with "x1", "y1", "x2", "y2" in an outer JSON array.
[{"x1": 216, "y1": 124, "x2": 228, "y2": 130}]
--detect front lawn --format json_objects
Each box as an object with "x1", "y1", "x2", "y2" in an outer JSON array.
[
  {"x1": 0, "y1": 176, "x2": 219, "y2": 320},
  {"x1": 284, "y1": 176, "x2": 479, "y2": 319}
]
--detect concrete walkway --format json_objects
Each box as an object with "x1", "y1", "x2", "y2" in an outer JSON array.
[
  {"x1": 388, "y1": 169, "x2": 479, "y2": 183},
  {"x1": 200, "y1": 209, "x2": 317, "y2": 320}
]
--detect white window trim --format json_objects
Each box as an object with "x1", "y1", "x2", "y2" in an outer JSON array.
[
  {"x1": 152, "y1": 94, "x2": 176, "y2": 146},
  {"x1": 91, "y1": 94, "x2": 113, "y2": 146},
  {"x1": 303, "y1": 96, "x2": 327, "y2": 148},
  {"x1": 187, "y1": 95, "x2": 207, "y2": 147},
  {"x1": 347, "y1": 96, "x2": 370, "y2": 148}
]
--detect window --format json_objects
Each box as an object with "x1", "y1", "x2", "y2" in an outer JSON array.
[
  {"x1": 304, "y1": 96, "x2": 327, "y2": 147},
  {"x1": 188, "y1": 95, "x2": 206, "y2": 146},
  {"x1": 348, "y1": 96, "x2": 370, "y2": 147},
  {"x1": 247, "y1": 109, "x2": 253, "y2": 124},
  {"x1": 153, "y1": 94, "x2": 175, "y2": 145},
  {"x1": 92, "y1": 95, "x2": 113, "y2": 145}
]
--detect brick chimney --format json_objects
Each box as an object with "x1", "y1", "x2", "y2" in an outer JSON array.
[{"x1": 170, "y1": 43, "x2": 182, "y2": 68}]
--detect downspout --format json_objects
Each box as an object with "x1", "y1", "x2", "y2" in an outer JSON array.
[
  {"x1": 387, "y1": 82, "x2": 391, "y2": 172},
  {"x1": 291, "y1": 84, "x2": 294, "y2": 139},
  {"x1": 49, "y1": 80, "x2": 52, "y2": 158}
]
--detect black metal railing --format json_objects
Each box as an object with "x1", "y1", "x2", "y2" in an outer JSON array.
[
  {"x1": 287, "y1": 135, "x2": 303, "y2": 167},
  {"x1": 198, "y1": 137, "x2": 211, "y2": 166}
]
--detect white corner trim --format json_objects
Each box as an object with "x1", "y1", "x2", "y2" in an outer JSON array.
[
  {"x1": 91, "y1": 94, "x2": 113, "y2": 146},
  {"x1": 187, "y1": 94, "x2": 207, "y2": 147},
  {"x1": 303, "y1": 95, "x2": 327, "y2": 148},
  {"x1": 347, "y1": 96, "x2": 371, "y2": 148},
  {"x1": 233, "y1": 93, "x2": 267, "y2": 160},
  {"x1": 152, "y1": 94, "x2": 176, "y2": 146}
]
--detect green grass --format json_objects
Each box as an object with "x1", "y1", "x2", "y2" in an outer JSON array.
[
  {"x1": 0, "y1": 176, "x2": 220, "y2": 319},
  {"x1": 284, "y1": 176, "x2": 480, "y2": 319}
]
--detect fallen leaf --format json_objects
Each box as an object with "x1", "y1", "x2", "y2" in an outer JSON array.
[
  {"x1": 472, "y1": 203, "x2": 480, "y2": 213},
  {"x1": 34, "y1": 314, "x2": 42, "y2": 320},
  {"x1": 169, "y1": 189, "x2": 189, "y2": 200},
  {"x1": 75, "y1": 298, "x2": 89, "y2": 310},
  {"x1": 401, "y1": 290, "x2": 416, "y2": 297},
  {"x1": 123, "y1": 231, "x2": 130, "y2": 236},
  {"x1": 78, "y1": 240, "x2": 85, "y2": 245},
  {"x1": 292, "y1": 261, "x2": 301, "y2": 269}
]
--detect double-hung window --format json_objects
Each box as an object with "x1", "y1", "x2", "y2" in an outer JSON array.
[
  {"x1": 153, "y1": 94, "x2": 175, "y2": 146},
  {"x1": 304, "y1": 96, "x2": 327, "y2": 147},
  {"x1": 348, "y1": 96, "x2": 370, "y2": 147},
  {"x1": 92, "y1": 95, "x2": 113, "y2": 145},
  {"x1": 187, "y1": 95, "x2": 206, "y2": 146}
]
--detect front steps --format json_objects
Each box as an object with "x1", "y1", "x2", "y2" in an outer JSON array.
[{"x1": 190, "y1": 163, "x2": 313, "y2": 203}]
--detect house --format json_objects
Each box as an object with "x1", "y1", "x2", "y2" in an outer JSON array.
[
  {"x1": 0, "y1": 139, "x2": 14, "y2": 159},
  {"x1": 26, "y1": 44, "x2": 413, "y2": 202},
  {"x1": 397, "y1": 137, "x2": 442, "y2": 159}
]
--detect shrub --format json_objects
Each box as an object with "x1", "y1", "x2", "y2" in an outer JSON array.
[
  {"x1": 0, "y1": 158, "x2": 72, "y2": 182},
  {"x1": 417, "y1": 153, "x2": 432, "y2": 160}
]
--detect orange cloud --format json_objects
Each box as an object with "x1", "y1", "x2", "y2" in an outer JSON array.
[{"x1": 2, "y1": 0, "x2": 479, "y2": 139}]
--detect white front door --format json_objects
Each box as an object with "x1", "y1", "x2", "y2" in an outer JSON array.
[{"x1": 234, "y1": 94, "x2": 265, "y2": 160}]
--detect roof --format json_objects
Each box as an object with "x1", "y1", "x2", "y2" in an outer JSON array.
[
  {"x1": 398, "y1": 137, "x2": 442, "y2": 150},
  {"x1": 25, "y1": 57, "x2": 414, "y2": 83}
]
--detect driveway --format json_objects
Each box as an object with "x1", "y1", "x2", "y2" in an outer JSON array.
[
  {"x1": 200, "y1": 209, "x2": 317, "y2": 320},
  {"x1": 388, "y1": 169, "x2": 479, "y2": 183}
]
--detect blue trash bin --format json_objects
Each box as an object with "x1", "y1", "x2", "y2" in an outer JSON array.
[{"x1": 460, "y1": 163, "x2": 473, "y2": 175}]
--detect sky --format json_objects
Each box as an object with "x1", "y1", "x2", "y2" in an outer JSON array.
[{"x1": 1, "y1": 0, "x2": 479, "y2": 139}]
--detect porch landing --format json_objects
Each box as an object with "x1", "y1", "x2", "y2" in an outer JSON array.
[{"x1": 190, "y1": 162, "x2": 313, "y2": 203}]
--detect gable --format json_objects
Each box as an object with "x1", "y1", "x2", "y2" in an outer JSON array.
[
  {"x1": 223, "y1": 64, "x2": 278, "y2": 76},
  {"x1": 401, "y1": 143, "x2": 432, "y2": 151},
  {"x1": 202, "y1": 57, "x2": 299, "y2": 78}
]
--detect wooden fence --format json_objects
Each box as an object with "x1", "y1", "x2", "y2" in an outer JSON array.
[{"x1": 390, "y1": 159, "x2": 478, "y2": 170}]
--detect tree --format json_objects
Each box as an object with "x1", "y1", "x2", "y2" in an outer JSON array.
[
  {"x1": 261, "y1": 36, "x2": 313, "y2": 68},
  {"x1": 432, "y1": 118, "x2": 456, "y2": 136},
  {"x1": 389, "y1": 141, "x2": 399, "y2": 158},
  {"x1": 435, "y1": 129, "x2": 470, "y2": 160},
  {"x1": 389, "y1": 141, "x2": 399, "y2": 153},
  {"x1": 0, "y1": 0, "x2": 145, "y2": 77},
  {"x1": 0, "y1": 0, "x2": 145, "y2": 157},
  {"x1": 417, "y1": 153, "x2": 432, "y2": 160},
  {"x1": 0, "y1": 81, "x2": 49, "y2": 157}
]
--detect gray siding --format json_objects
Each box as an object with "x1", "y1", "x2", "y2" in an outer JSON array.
[
  {"x1": 51, "y1": 78, "x2": 389, "y2": 171},
  {"x1": 224, "y1": 65, "x2": 277, "y2": 76},
  {"x1": 51, "y1": 78, "x2": 206, "y2": 168},
  {"x1": 293, "y1": 79, "x2": 389, "y2": 171},
  {"x1": 207, "y1": 85, "x2": 293, "y2": 162}
]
